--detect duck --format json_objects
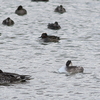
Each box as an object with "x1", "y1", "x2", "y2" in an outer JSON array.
[
  {"x1": 2, "y1": 17, "x2": 14, "y2": 26},
  {"x1": 40, "y1": 33, "x2": 60, "y2": 42},
  {"x1": 48, "y1": 21, "x2": 61, "y2": 30},
  {"x1": 31, "y1": 0, "x2": 49, "y2": 2},
  {"x1": 54, "y1": 5, "x2": 66, "y2": 14},
  {"x1": 0, "y1": 69, "x2": 31, "y2": 84},
  {"x1": 15, "y1": 5, "x2": 27, "y2": 16},
  {"x1": 58, "y1": 60, "x2": 84, "y2": 74}
]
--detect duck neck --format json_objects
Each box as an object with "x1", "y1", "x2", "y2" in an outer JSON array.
[{"x1": 66, "y1": 65, "x2": 69, "y2": 69}]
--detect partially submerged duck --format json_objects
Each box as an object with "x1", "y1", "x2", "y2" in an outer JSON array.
[
  {"x1": 0, "y1": 69, "x2": 31, "y2": 84},
  {"x1": 2, "y1": 17, "x2": 14, "y2": 26},
  {"x1": 48, "y1": 22, "x2": 61, "y2": 30},
  {"x1": 59, "y1": 60, "x2": 84, "y2": 74},
  {"x1": 40, "y1": 33, "x2": 60, "y2": 42},
  {"x1": 31, "y1": 0, "x2": 49, "y2": 2},
  {"x1": 15, "y1": 5, "x2": 27, "y2": 16},
  {"x1": 55, "y1": 5, "x2": 66, "y2": 14}
]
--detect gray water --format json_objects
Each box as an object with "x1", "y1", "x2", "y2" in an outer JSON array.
[{"x1": 0, "y1": 0, "x2": 100, "y2": 100}]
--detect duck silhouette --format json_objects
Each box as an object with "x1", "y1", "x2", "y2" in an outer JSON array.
[
  {"x1": 59, "y1": 60, "x2": 84, "y2": 74},
  {"x1": 0, "y1": 70, "x2": 31, "y2": 84},
  {"x1": 48, "y1": 22, "x2": 61, "y2": 30},
  {"x1": 55, "y1": 5, "x2": 66, "y2": 14},
  {"x1": 2, "y1": 17, "x2": 14, "y2": 26},
  {"x1": 15, "y1": 5, "x2": 27, "y2": 16},
  {"x1": 31, "y1": 0, "x2": 49, "y2": 2},
  {"x1": 40, "y1": 33, "x2": 60, "y2": 42}
]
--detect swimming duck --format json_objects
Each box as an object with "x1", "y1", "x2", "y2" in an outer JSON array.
[
  {"x1": 31, "y1": 0, "x2": 49, "y2": 2},
  {"x1": 55, "y1": 5, "x2": 66, "y2": 14},
  {"x1": 59, "y1": 60, "x2": 84, "y2": 74},
  {"x1": 2, "y1": 17, "x2": 14, "y2": 26},
  {"x1": 48, "y1": 22, "x2": 61, "y2": 30},
  {"x1": 15, "y1": 5, "x2": 27, "y2": 16},
  {"x1": 40, "y1": 33, "x2": 60, "y2": 42},
  {"x1": 0, "y1": 69, "x2": 31, "y2": 84}
]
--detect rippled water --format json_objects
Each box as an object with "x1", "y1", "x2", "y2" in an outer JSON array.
[{"x1": 0, "y1": 0, "x2": 100, "y2": 99}]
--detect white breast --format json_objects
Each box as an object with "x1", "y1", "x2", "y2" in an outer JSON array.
[{"x1": 58, "y1": 66, "x2": 67, "y2": 73}]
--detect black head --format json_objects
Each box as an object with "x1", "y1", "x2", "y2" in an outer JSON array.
[
  {"x1": 55, "y1": 22, "x2": 58, "y2": 25},
  {"x1": 0, "y1": 70, "x2": 3, "y2": 73},
  {"x1": 18, "y1": 5, "x2": 23, "y2": 10},
  {"x1": 41, "y1": 33, "x2": 48, "y2": 38},
  {"x1": 7, "y1": 17, "x2": 10, "y2": 20},
  {"x1": 66, "y1": 60, "x2": 72, "y2": 67},
  {"x1": 60, "y1": 5, "x2": 63, "y2": 8}
]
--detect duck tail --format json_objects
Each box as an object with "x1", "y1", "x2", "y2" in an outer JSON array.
[{"x1": 20, "y1": 75, "x2": 31, "y2": 82}]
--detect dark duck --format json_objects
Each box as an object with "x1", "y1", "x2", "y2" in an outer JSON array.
[
  {"x1": 40, "y1": 33, "x2": 60, "y2": 42},
  {"x1": 0, "y1": 70, "x2": 31, "y2": 84},
  {"x1": 31, "y1": 0, "x2": 49, "y2": 2}
]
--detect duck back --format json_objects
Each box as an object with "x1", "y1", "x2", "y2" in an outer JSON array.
[{"x1": 67, "y1": 66, "x2": 84, "y2": 73}]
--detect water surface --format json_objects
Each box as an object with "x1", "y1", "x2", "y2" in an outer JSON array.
[{"x1": 0, "y1": 0, "x2": 100, "y2": 100}]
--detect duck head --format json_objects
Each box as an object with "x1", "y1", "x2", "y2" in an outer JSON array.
[
  {"x1": 66, "y1": 60, "x2": 72, "y2": 67},
  {"x1": 41, "y1": 33, "x2": 48, "y2": 38}
]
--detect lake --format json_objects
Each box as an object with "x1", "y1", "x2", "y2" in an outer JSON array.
[{"x1": 0, "y1": 0, "x2": 100, "y2": 100}]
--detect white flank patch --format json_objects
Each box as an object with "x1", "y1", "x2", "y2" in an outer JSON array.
[{"x1": 58, "y1": 66, "x2": 67, "y2": 73}]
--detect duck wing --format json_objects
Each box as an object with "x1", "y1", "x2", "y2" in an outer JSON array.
[
  {"x1": 48, "y1": 36, "x2": 60, "y2": 40},
  {"x1": 67, "y1": 66, "x2": 84, "y2": 73},
  {"x1": 2, "y1": 72, "x2": 31, "y2": 82}
]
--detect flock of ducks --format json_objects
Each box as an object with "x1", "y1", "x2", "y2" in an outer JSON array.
[
  {"x1": 0, "y1": 0, "x2": 84, "y2": 85},
  {"x1": 2, "y1": 5, "x2": 27, "y2": 26}
]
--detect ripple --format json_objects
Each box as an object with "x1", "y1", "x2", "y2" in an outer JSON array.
[{"x1": 0, "y1": 0, "x2": 100, "y2": 100}]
